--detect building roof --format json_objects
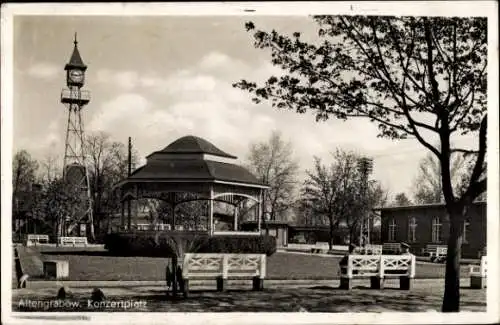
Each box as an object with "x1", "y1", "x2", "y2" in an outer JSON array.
[
  {"x1": 149, "y1": 135, "x2": 237, "y2": 159},
  {"x1": 375, "y1": 200, "x2": 486, "y2": 212},
  {"x1": 65, "y1": 39, "x2": 87, "y2": 70}
]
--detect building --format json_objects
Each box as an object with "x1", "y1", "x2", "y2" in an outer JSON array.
[
  {"x1": 379, "y1": 201, "x2": 486, "y2": 258},
  {"x1": 241, "y1": 220, "x2": 289, "y2": 247}
]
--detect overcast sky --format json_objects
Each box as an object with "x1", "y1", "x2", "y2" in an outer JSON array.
[{"x1": 12, "y1": 15, "x2": 480, "y2": 199}]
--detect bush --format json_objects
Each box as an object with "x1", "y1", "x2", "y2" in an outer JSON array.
[{"x1": 104, "y1": 232, "x2": 277, "y2": 257}]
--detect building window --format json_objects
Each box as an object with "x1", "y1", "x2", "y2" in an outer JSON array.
[
  {"x1": 388, "y1": 218, "x2": 396, "y2": 242},
  {"x1": 408, "y1": 217, "x2": 417, "y2": 243},
  {"x1": 432, "y1": 217, "x2": 442, "y2": 243},
  {"x1": 463, "y1": 219, "x2": 470, "y2": 244}
]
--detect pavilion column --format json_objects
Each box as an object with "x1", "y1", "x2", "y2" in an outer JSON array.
[
  {"x1": 258, "y1": 189, "x2": 262, "y2": 233},
  {"x1": 171, "y1": 203, "x2": 176, "y2": 231},
  {"x1": 127, "y1": 198, "x2": 131, "y2": 231},
  {"x1": 167, "y1": 192, "x2": 176, "y2": 231},
  {"x1": 208, "y1": 186, "x2": 214, "y2": 235},
  {"x1": 234, "y1": 203, "x2": 239, "y2": 231},
  {"x1": 120, "y1": 200, "x2": 125, "y2": 230}
]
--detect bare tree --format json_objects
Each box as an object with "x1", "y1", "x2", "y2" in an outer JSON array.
[
  {"x1": 85, "y1": 132, "x2": 139, "y2": 236},
  {"x1": 302, "y1": 150, "x2": 382, "y2": 248},
  {"x1": 246, "y1": 131, "x2": 299, "y2": 222},
  {"x1": 413, "y1": 151, "x2": 466, "y2": 204},
  {"x1": 393, "y1": 192, "x2": 413, "y2": 206},
  {"x1": 38, "y1": 152, "x2": 62, "y2": 183}
]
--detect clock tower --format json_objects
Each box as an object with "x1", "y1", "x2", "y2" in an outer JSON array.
[{"x1": 60, "y1": 33, "x2": 94, "y2": 240}]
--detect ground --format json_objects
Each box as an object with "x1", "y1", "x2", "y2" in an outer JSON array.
[
  {"x1": 12, "y1": 245, "x2": 486, "y2": 312},
  {"x1": 13, "y1": 279, "x2": 485, "y2": 312}
]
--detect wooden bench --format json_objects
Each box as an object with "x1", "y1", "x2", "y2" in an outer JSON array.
[
  {"x1": 311, "y1": 242, "x2": 329, "y2": 253},
  {"x1": 340, "y1": 254, "x2": 416, "y2": 290},
  {"x1": 469, "y1": 256, "x2": 487, "y2": 289},
  {"x1": 26, "y1": 234, "x2": 49, "y2": 247},
  {"x1": 58, "y1": 236, "x2": 88, "y2": 247},
  {"x1": 182, "y1": 253, "x2": 266, "y2": 297},
  {"x1": 424, "y1": 244, "x2": 447, "y2": 262},
  {"x1": 382, "y1": 242, "x2": 401, "y2": 254}
]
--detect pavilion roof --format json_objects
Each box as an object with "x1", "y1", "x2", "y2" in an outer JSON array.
[
  {"x1": 148, "y1": 135, "x2": 237, "y2": 159},
  {"x1": 128, "y1": 159, "x2": 264, "y2": 186},
  {"x1": 120, "y1": 135, "x2": 267, "y2": 188}
]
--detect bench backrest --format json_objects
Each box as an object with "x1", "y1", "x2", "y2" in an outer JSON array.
[
  {"x1": 314, "y1": 242, "x2": 329, "y2": 250},
  {"x1": 26, "y1": 234, "x2": 49, "y2": 246},
  {"x1": 426, "y1": 244, "x2": 447, "y2": 255},
  {"x1": 381, "y1": 255, "x2": 416, "y2": 278},
  {"x1": 382, "y1": 243, "x2": 400, "y2": 251},
  {"x1": 347, "y1": 254, "x2": 415, "y2": 278},
  {"x1": 134, "y1": 223, "x2": 172, "y2": 231},
  {"x1": 183, "y1": 253, "x2": 266, "y2": 279},
  {"x1": 480, "y1": 256, "x2": 487, "y2": 276},
  {"x1": 347, "y1": 255, "x2": 380, "y2": 277},
  {"x1": 58, "y1": 236, "x2": 88, "y2": 245},
  {"x1": 356, "y1": 244, "x2": 383, "y2": 255},
  {"x1": 469, "y1": 255, "x2": 487, "y2": 277},
  {"x1": 27, "y1": 234, "x2": 49, "y2": 241}
]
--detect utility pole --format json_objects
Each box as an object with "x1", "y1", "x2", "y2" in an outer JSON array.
[
  {"x1": 357, "y1": 157, "x2": 373, "y2": 249},
  {"x1": 127, "y1": 137, "x2": 132, "y2": 230}
]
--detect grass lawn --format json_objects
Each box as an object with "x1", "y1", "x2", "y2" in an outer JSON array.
[
  {"x1": 22, "y1": 247, "x2": 473, "y2": 281},
  {"x1": 13, "y1": 280, "x2": 486, "y2": 312}
]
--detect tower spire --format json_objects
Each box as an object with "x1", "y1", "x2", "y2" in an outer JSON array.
[{"x1": 65, "y1": 32, "x2": 87, "y2": 71}]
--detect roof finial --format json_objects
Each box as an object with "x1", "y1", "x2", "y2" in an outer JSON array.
[{"x1": 74, "y1": 32, "x2": 78, "y2": 46}]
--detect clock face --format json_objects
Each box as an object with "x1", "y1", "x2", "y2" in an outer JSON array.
[{"x1": 69, "y1": 70, "x2": 84, "y2": 83}]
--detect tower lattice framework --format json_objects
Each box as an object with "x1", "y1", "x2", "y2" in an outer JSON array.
[{"x1": 61, "y1": 34, "x2": 94, "y2": 239}]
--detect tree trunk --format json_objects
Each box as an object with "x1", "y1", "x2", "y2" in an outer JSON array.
[
  {"x1": 328, "y1": 215, "x2": 334, "y2": 251},
  {"x1": 171, "y1": 254, "x2": 178, "y2": 297},
  {"x1": 441, "y1": 205, "x2": 464, "y2": 312}
]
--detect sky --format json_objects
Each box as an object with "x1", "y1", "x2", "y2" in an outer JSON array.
[{"x1": 11, "y1": 14, "x2": 481, "y2": 199}]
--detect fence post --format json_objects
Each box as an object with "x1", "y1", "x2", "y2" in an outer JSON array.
[
  {"x1": 217, "y1": 255, "x2": 228, "y2": 292},
  {"x1": 253, "y1": 255, "x2": 265, "y2": 291},
  {"x1": 371, "y1": 255, "x2": 384, "y2": 289},
  {"x1": 340, "y1": 255, "x2": 353, "y2": 290},
  {"x1": 181, "y1": 254, "x2": 190, "y2": 298},
  {"x1": 260, "y1": 255, "x2": 266, "y2": 279}
]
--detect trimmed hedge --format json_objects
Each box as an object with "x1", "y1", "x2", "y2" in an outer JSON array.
[{"x1": 104, "y1": 231, "x2": 277, "y2": 257}]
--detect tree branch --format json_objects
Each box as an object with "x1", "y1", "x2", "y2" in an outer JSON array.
[{"x1": 423, "y1": 19, "x2": 441, "y2": 110}]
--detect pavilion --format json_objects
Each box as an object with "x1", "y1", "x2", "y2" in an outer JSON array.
[{"x1": 115, "y1": 135, "x2": 269, "y2": 235}]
